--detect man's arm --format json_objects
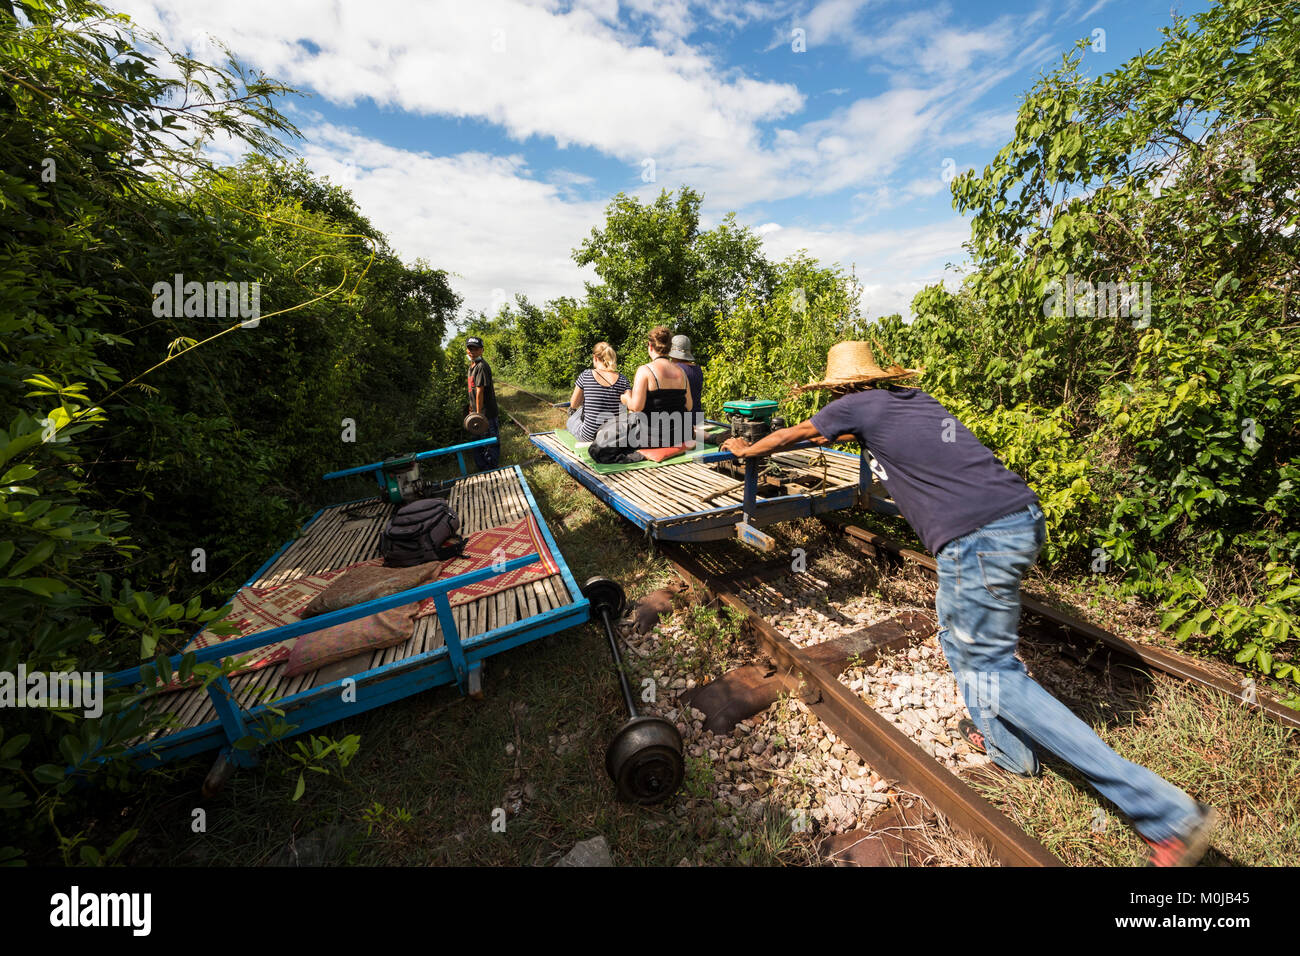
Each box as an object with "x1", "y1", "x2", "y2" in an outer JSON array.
[{"x1": 721, "y1": 419, "x2": 855, "y2": 459}]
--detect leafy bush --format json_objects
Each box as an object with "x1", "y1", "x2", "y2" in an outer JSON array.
[{"x1": 0, "y1": 0, "x2": 468, "y2": 861}]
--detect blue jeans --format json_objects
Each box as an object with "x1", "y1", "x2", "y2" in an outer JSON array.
[
  {"x1": 566, "y1": 409, "x2": 586, "y2": 441},
  {"x1": 473, "y1": 417, "x2": 500, "y2": 470},
  {"x1": 935, "y1": 502, "x2": 1201, "y2": 842}
]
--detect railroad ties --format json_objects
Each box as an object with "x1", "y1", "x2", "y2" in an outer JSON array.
[
  {"x1": 824, "y1": 518, "x2": 1300, "y2": 732},
  {"x1": 663, "y1": 542, "x2": 1062, "y2": 867}
]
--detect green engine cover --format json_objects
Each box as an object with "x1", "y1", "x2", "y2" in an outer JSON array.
[
  {"x1": 381, "y1": 455, "x2": 420, "y2": 504},
  {"x1": 382, "y1": 473, "x2": 404, "y2": 505},
  {"x1": 722, "y1": 399, "x2": 779, "y2": 420}
]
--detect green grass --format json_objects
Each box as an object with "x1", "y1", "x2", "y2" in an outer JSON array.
[
  {"x1": 964, "y1": 678, "x2": 1300, "y2": 866},
  {"x1": 120, "y1": 385, "x2": 787, "y2": 866}
]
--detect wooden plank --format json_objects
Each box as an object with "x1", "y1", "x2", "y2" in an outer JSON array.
[
  {"x1": 454, "y1": 602, "x2": 468, "y2": 649},
  {"x1": 173, "y1": 680, "x2": 216, "y2": 730},
  {"x1": 146, "y1": 689, "x2": 201, "y2": 741},
  {"x1": 187, "y1": 692, "x2": 218, "y2": 731},
  {"x1": 546, "y1": 573, "x2": 572, "y2": 607},
  {"x1": 521, "y1": 577, "x2": 539, "y2": 618},
  {"x1": 636, "y1": 470, "x2": 715, "y2": 510},
  {"x1": 499, "y1": 586, "x2": 517, "y2": 628},
  {"x1": 531, "y1": 578, "x2": 551, "y2": 613},
  {"x1": 280, "y1": 670, "x2": 313, "y2": 700},
  {"x1": 423, "y1": 614, "x2": 445, "y2": 654},
  {"x1": 601, "y1": 474, "x2": 676, "y2": 516},
  {"x1": 636, "y1": 466, "x2": 708, "y2": 503}
]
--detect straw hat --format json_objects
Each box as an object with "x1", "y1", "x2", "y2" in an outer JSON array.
[{"x1": 791, "y1": 341, "x2": 922, "y2": 394}]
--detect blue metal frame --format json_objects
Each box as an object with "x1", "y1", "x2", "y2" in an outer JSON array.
[
  {"x1": 529, "y1": 429, "x2": 900, "y2": 543},
  {"x1": 102, "y1": 453, "x2": 590, "y2": 771},
  {"x1": 322, "y1": 437, "x2": 500, "y2": 484}
]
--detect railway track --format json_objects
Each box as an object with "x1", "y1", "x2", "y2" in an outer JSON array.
[
  {"x1": 661, "y1": 527, "x2": 1297, "y2": 865},
  {"x1": 504, "y1": 383, "x2": 1294, "y2": 862},
  {"x1": 823, "y1": 518, "x2": 1300, "y2": 732},
  {"x1": 502, "y1": 406, "x2": 536, "y2": 437},
  {"x1": 500, "y1": 384, "x2": 567, "y2": 440},
  {"x1": 663, "y1": 542, "x2": 1062, "y2": 866},
  {"x1": 508, "y1": 384, "x2": 568, "y2": 409},
  {"x1": 506, "y1": 380, "x2": 1295, "y2": 729}
]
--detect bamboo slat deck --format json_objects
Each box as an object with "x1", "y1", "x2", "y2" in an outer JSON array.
[
  {"x1": 530, "y1": 431, "x2": 865, "y2": 535},
  {"x1": 134, "y1": 468, "x2": 574, "y2": 741}
]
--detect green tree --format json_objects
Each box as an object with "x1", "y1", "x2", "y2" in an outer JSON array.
[
  {"x1": 0, "y1": 0, "x2": 467, "y2": 861},
  {"x1": 574, "y1": 188, "x2": 772, "y2": 367},
  {"x1": 882, "y1": 0, "x2": 1299, "y2": 689}
]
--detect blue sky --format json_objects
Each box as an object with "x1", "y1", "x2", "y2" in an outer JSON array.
[{"x1": 116, "y1": 0, "x2": 1210, "y2": 319}]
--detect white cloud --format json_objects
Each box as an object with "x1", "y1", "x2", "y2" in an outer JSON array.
[
  {"x1": 114, "y1": 0, "x2": 1045, "y2": 211},
  {"x1": 756, "y1": 218, "x2": 971, "y2": 317},
  {"x1": 115, "y1": 0, "x2": 805, "y2": 171},
  {"x1": 289, "y1": 122, "x2": 967, "y2": 322},
  {"x1": 295, "y1": 124, "x2": 605, "y2": 317},
  {"x1": 105, "y1": 0, "x2": 1068, "y2": 323},
  {"x1": 1075, "y1": 0, "x2": 1115, "y2": 24},
  {"x1": 548, "y1": 168, "x2": 597, "y2": 186}
]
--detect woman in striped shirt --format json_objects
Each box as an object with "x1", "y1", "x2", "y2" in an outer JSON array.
[{"x1": 566, "y1": 342, "x2": 631, "y2": 442}]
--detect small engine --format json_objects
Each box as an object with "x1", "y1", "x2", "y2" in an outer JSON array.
[
  {"x1": 380, "y1": 455, "x2": 428, "y2": 504},
  {"x1": 723, "y1": 399, "x2": 786, "y2": 443}
]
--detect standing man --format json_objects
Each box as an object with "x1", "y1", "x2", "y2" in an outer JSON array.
[
  {"x1": 465, "y1": 336, "x2": 500, "y2": 470},
  {"x1": 721, "y1": 341, "x2": 1218, "y2": 866}
]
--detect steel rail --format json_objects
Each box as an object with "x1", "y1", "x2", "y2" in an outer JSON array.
[
  {"x1": 664, "y1": 543, "x2": 1062, "y2": 867},
  {"x1": 507, "y1": 383, "x2": 568, "y2": 408},
  {"x1": 502, "y1": 407, "x2": 535, "y2": 436},
  {"x1": 826, "y1": 519, "x2": 1300, "y2": 731}
]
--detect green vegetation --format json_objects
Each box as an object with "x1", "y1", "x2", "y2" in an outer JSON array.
[
  {"x1": 483, "y1": 0, "x2": 1299, "y2": 706},
  {"x1": 0, "y1": 0, "x2": 1295, "y2": 867},
  {"x1": 969, "y1": 678, "x2": 1300, "y2": 867},
  {"x1": 0, "y1": 0, "x2": 463, "y2": 862},
  {"x1": 881, "y1": 0, "x2": 1299, "y2": 696}
]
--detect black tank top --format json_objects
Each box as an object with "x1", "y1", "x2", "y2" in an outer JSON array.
[{"x1": 644, "y1": 362, "x2": 686, "y2": 414}]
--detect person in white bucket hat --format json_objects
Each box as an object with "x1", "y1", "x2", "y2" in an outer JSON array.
[{"x1": 669, "y1": 333, "x2": 702, "y2": 413}]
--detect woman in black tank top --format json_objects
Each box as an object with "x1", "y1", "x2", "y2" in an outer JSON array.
[
  {"x1": 622, "y1": 325, "x2": 694, "y2": 447},
  {"x1": 622, "y1": 343, "x2": 692, "y2": 412}
]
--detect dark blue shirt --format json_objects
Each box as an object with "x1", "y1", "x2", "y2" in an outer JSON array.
[
  {"x1": 810, "y1": 387, "x2": 1038, "y2": 554},
  {"x1": 675, "y1": 361, "x2": 703, "y2": 413}
]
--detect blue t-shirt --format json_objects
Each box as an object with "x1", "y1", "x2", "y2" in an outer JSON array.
[
  {"x1": 810, "y1": 387, "x2": 1038, "y2": 554},
  {"x1": 675, "y1": 361, "x2": 703, "y2": 412}
]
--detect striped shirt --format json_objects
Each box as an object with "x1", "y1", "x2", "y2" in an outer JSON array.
[{"x1": 574, "y1": 368, "x2": 631, "y2": 441}]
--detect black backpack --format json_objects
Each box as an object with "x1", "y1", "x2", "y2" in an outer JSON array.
[
  {"x1": 590, "y1": 414, "x2": 646, "y2": 465},
  {"x1": 379, "y1": 498, "x2": 463, "y2": 567}
]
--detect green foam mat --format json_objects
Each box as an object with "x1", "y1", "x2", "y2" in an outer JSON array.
[{"x1": 547, "y1": 427, "x2": 726, "y2": 474}]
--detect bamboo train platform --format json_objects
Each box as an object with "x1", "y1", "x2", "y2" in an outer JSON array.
[
  {"x1": 106, "y1": 450, "x2": 590, "y2": 774},
  {"x1": 530, "y1": 428, "x2": 899, "y2": 548}
]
